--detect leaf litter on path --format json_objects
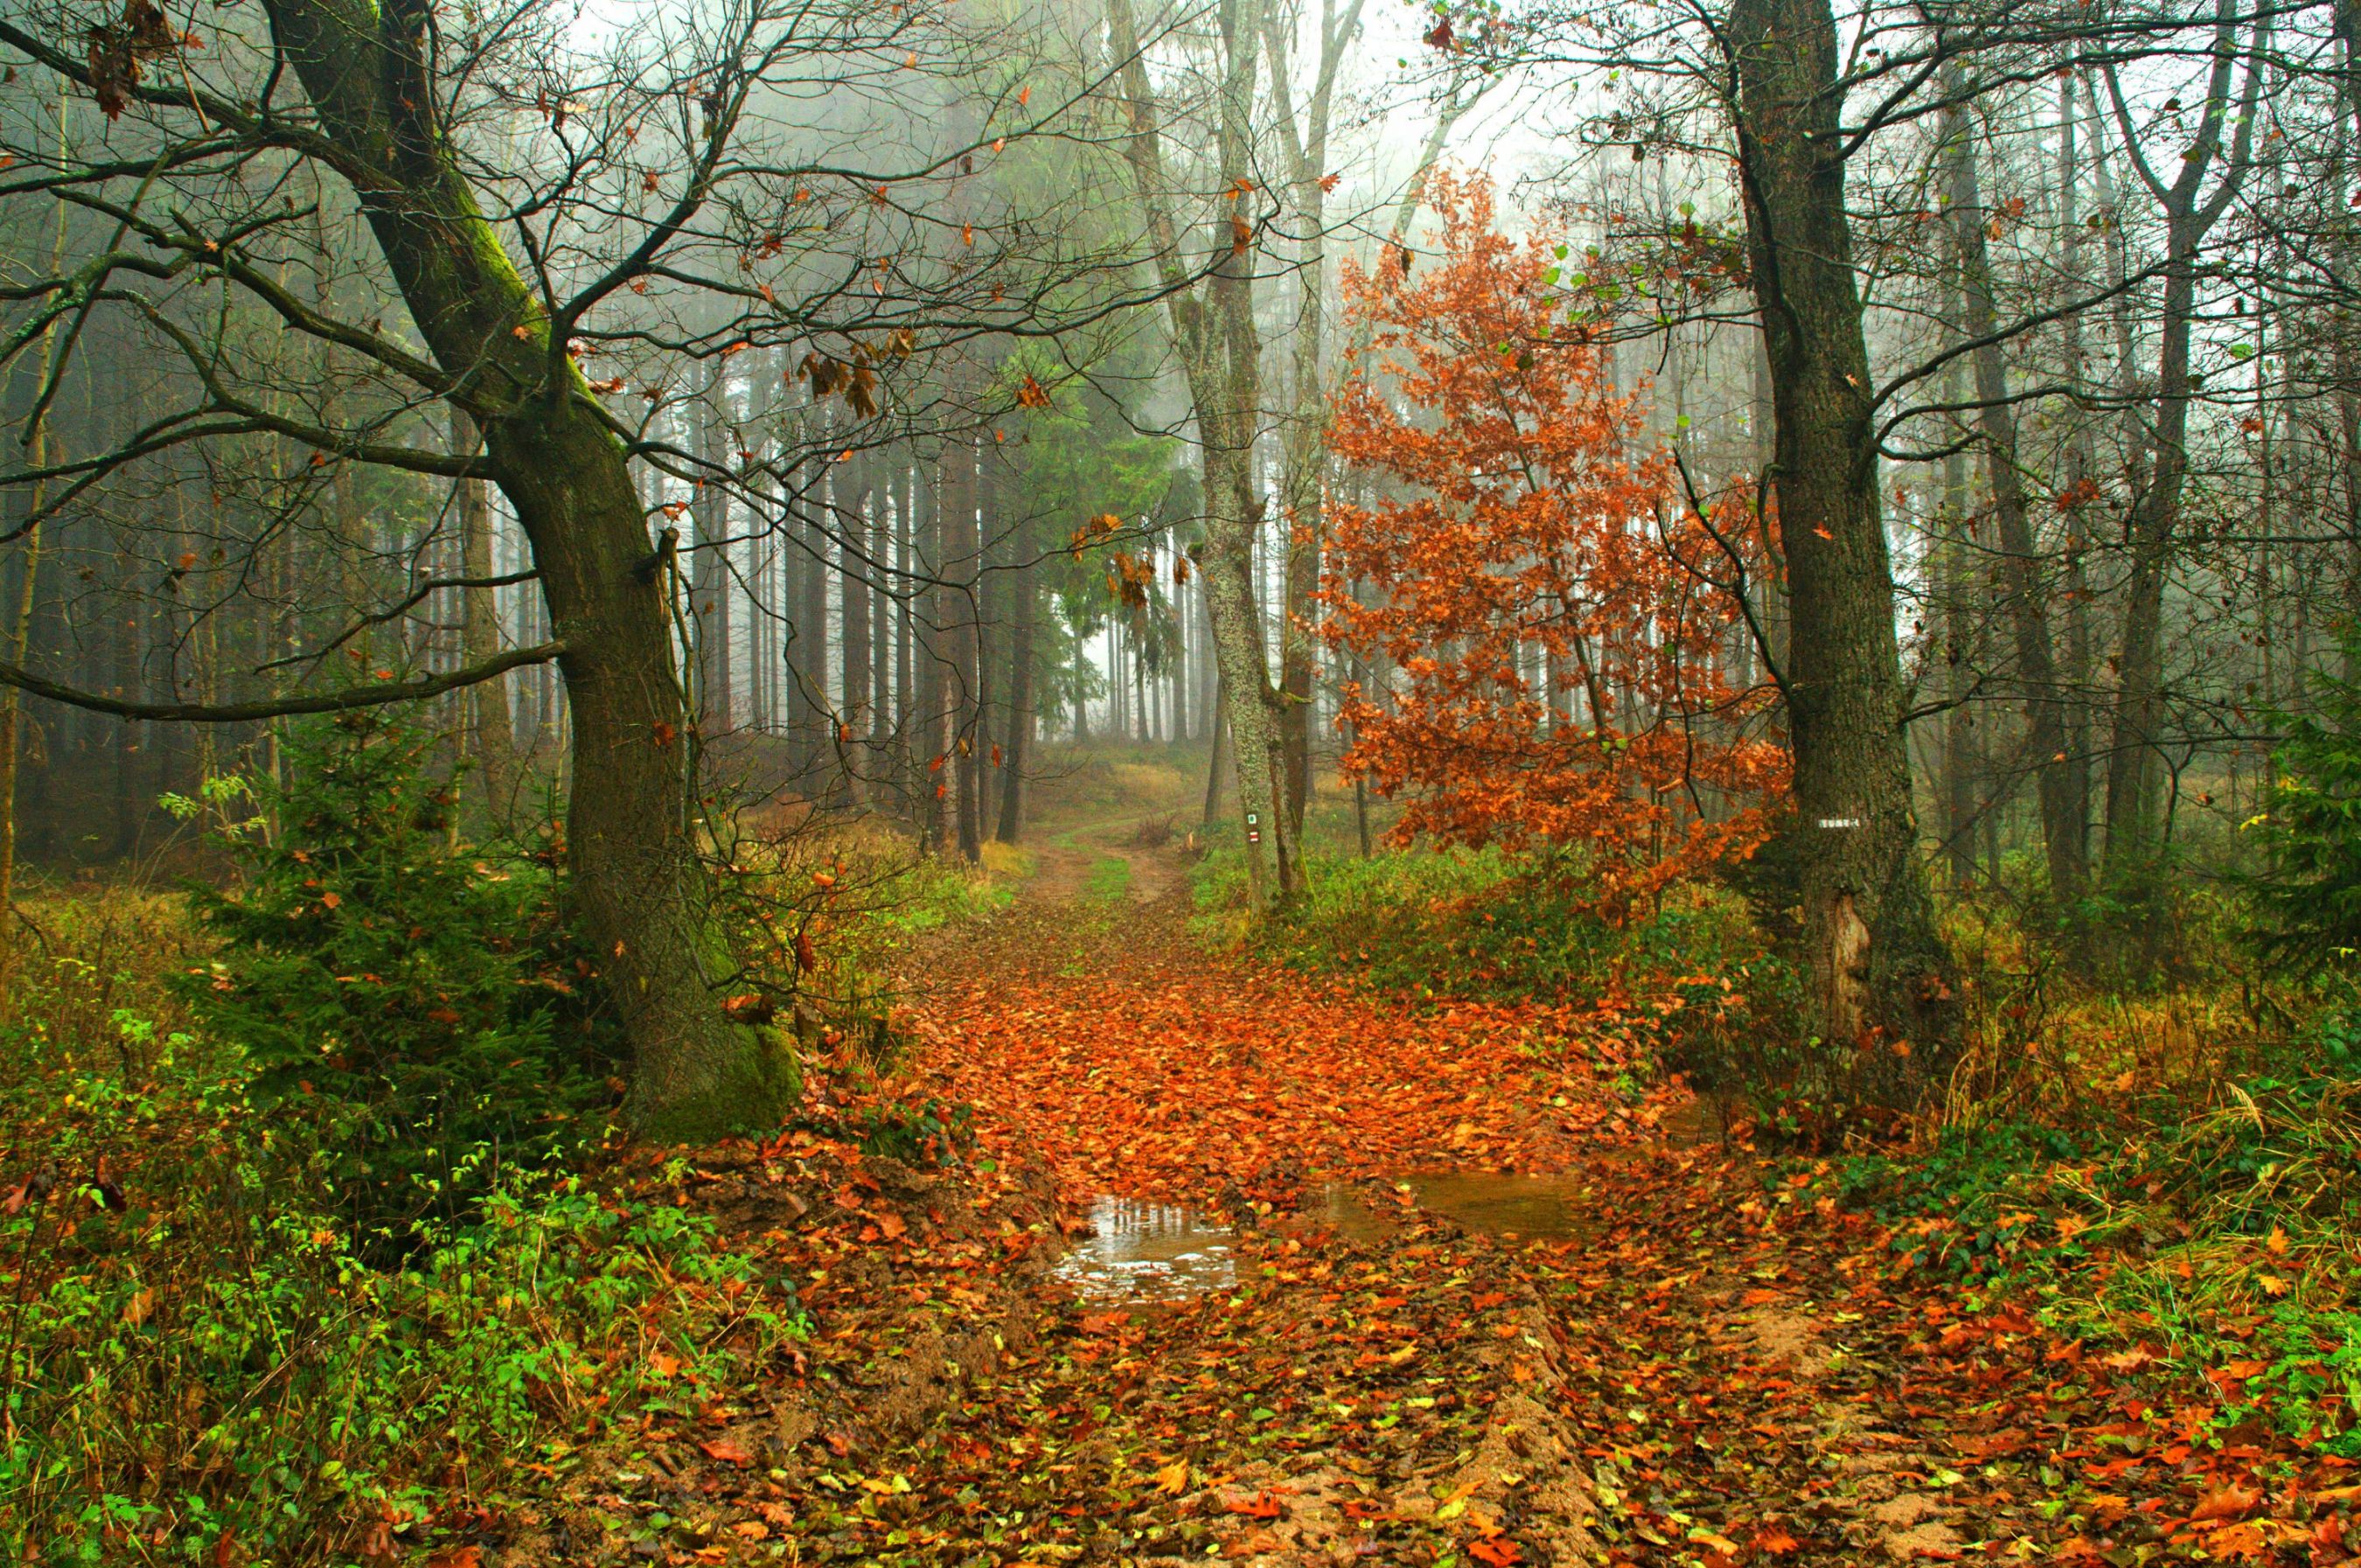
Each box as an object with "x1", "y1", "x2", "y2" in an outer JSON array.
[{"x1": 439, "y1": 890, "x2": 2357, "y2": 1565}]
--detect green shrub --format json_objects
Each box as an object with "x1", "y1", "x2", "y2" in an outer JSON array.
[
  {"x1": 853, "y1": 1094, "x2": 979, "y2": 1166},
  {"x1": 1811, "y1": 1009, "x2": 2361, "y2": 1446},
  {"x1": 2249, "y1": 653, "x2": 2361, "y2": 972},
  {"x1": 168, "y1": 714, "x2": 613, "y2": 1251}
]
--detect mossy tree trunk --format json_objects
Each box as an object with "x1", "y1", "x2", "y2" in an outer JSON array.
[{"x1": 269, "y1": 0, "x2": 787, "y2": 1139}]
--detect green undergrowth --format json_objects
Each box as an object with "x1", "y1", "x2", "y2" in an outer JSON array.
[
  {"x1": 0, "y1": 893, "x2": 805, "y2": 1565},
  {"x1": 1812, "y1": 1004, "x2": 2361, "y2": 1452},
  {"x1": 866, "y1": 851, "x2": 1015, "y2": 934},
  {"x1": 1192, "y1": 840, "x2": 1766, "y2": 1007},
  {"x1": 1083, "y1": 854, "x2": 1132, "y2": 901}
]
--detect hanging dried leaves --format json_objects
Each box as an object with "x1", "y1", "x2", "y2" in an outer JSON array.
[
  {"x1": 798, "y1": 352, "x2": 879, "y2": 418},
  {"x1": 87, "y1": 0, "x2": 178, "y2": 121}
]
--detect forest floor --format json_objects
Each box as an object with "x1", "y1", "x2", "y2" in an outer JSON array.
[{"x1": 518, "y1": 799, "x2": 2344, "y2": 1567}]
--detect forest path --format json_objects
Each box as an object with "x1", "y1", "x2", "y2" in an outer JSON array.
[
  {"x1": 1014, "y1": 810, "x2": 1190, "y2": 906},
  {"x1": 862, "y1": 860, "x2": 2256, "y2": 1565},
  {"x1": 615, "y1": 833, "x2": 2287, "y2": 1565}
]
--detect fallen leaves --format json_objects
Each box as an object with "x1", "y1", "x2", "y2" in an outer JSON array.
[{"x1": 913, "y1": 947, "x2": 1661, "y2": 1202}]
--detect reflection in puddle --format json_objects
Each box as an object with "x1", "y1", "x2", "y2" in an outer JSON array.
[
  {"x1": 1053, "y1": 1196, "x2": 1237, "y2": 1303},
  {"x1": 1315, "y1": 1173, "x2": 1598, "y2": 1244}
]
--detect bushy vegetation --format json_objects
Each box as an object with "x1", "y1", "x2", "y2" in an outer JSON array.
[
  {"x1": 1195, "y1": 840, "x2": 1764, "y2": 998},
  {"x1": 0, "y1": 888, "x2": 802, "y2": 1565},
  {"x1": 169, "y1": 715, "x2": 616, "y2": 1251},
  {"x1": 1808, "y1": 1001, "x2": 2361, "y2": 1448},
  {"x1": 0, "y1": 723, "x2": 1034, "y2": 1563}
]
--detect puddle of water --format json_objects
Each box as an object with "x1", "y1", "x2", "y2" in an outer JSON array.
[
  {"x1": 1054, "y1": 1174, "x2": 1595, "y2": 1303},
  {"x1": 1313, "y1": 1173, "x2": 1598, "y2": 1244},
  {"x1": 1052, "y1": 1196, "x2": 1237, "y2": 1303}
]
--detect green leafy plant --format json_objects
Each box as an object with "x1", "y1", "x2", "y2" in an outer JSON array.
[
  {"x1": 2246, "y1": 641, "x2": 2361, "y2": 972},
  {"x1": 853, "y1": 1095, "x2": 977, "y2": 1166},
  {"x1": 168, "y1": 714, "x2": 614, "y2": 1251}
]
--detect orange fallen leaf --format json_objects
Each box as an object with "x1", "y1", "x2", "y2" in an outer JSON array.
[{"x1": 2191, "y1": 1484, "x2": 2259, "y2": 1523}]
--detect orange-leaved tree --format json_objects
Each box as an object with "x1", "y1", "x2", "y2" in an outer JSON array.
[{"x1": 1321, "y1": 175, "x2": 1785, "y2": 906}]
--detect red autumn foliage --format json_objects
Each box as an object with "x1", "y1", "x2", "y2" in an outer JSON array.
[{"x1": 1321, "y1": 175, "x2": 1785, "y2": 903}]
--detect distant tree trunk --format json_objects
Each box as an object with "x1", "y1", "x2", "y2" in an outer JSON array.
[
  {"x1": 916, "y1": 456, "x2": 949, "y2": 850},
  {"x1": 1728, "y1": 0, "x2": 1957, "y2": 1098},
  {"x1": 1938, "y1": 387, "x2": 1978, "y2": 890},
  {"x1": 1108, "y1": 0, "x2": 1300, "y2": 904},
  {"x1": 0, "y1": 89, "x2": 67, "y2": 1000},
  {"x1": 1263, "y1": 0, "x2": 1364, "y2": 840},
  {"x1": 112, "y1": 544, "x2": 142, "y2": 857},
  {"x1": 782, "y1": 458, "x2": 815, "y2": 782},
  {"x1": 893, "y1": 456, "x2": 915, "y2": 794},
  {"x1": 453, "y1": 407, "x2": 519, "y2": 823},
  {"x1": 1945, "y1": 94, "x2": 2085, "y2": 908},
  {"x1": 940, "y1": 426, "x2": 983, "y2": 861},
  {"x1": 839, "y1": 452, "x2": 873, "y2": 805},
  {"x1": 2099, "y1": 10, "x2": 2261, "y2": 879},
  {"x1": 688, "y1": 378, "x2": 731, "y2": 750},
  {"x1": 995, "y1": 544, "x2": 1037, "y2": 843},
  {"x1": 801, "y1": 450, "x2": 835, "y2": 802},
  {"x1": 2056, "y1": 65, "x2": 2099, "y2": 906},
  {"x1": 1202, "y1": 680, "x2": 1229, "y2": 829},
  {"x1": 872, "y1": 459, "x2": 894, "y2": 760}
]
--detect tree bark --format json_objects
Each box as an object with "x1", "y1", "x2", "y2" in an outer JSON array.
[
  {"x1": 916, "y1": 461, "x2": 948, "y2": 848},
  {"x1": 940, "y1": 426, "x2": 983, "y2": 861},
  {"x1": 893, "y1": 456, "x2": 916, "y2": 794},
  {"x1": 1262, "y1": 0, "x2": 1365, "y2": 839},
  {"x1": 454, "y1": 408, "x2": 519, "y2": 819},
  {"x1": 839, "y1": 451, "x2": 873, "y2": 805},
  {"x1": 995, "y1": 541, "x2": 1037, "y2": 843},
  {"x1": 1727, "y1": 0, "x2": 1956, "y2": 1101},
  {"x1": 1107, "y1": 0, "x2": 1301, "y2": 903},
  {"x1": 1202, "y1": 680, "x2": 1230, "y2": 830}
]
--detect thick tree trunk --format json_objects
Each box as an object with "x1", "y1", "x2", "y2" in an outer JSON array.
[
  {"x1": 269, "y1": 0, "x2": 784, "y2": 1138},
  {"x1": 1729, "y1": 0, "x2": 1956, "y2": 1102},
  {"x1": 1201, "y1": 450, "x2": 1299, "y2": 897}
]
